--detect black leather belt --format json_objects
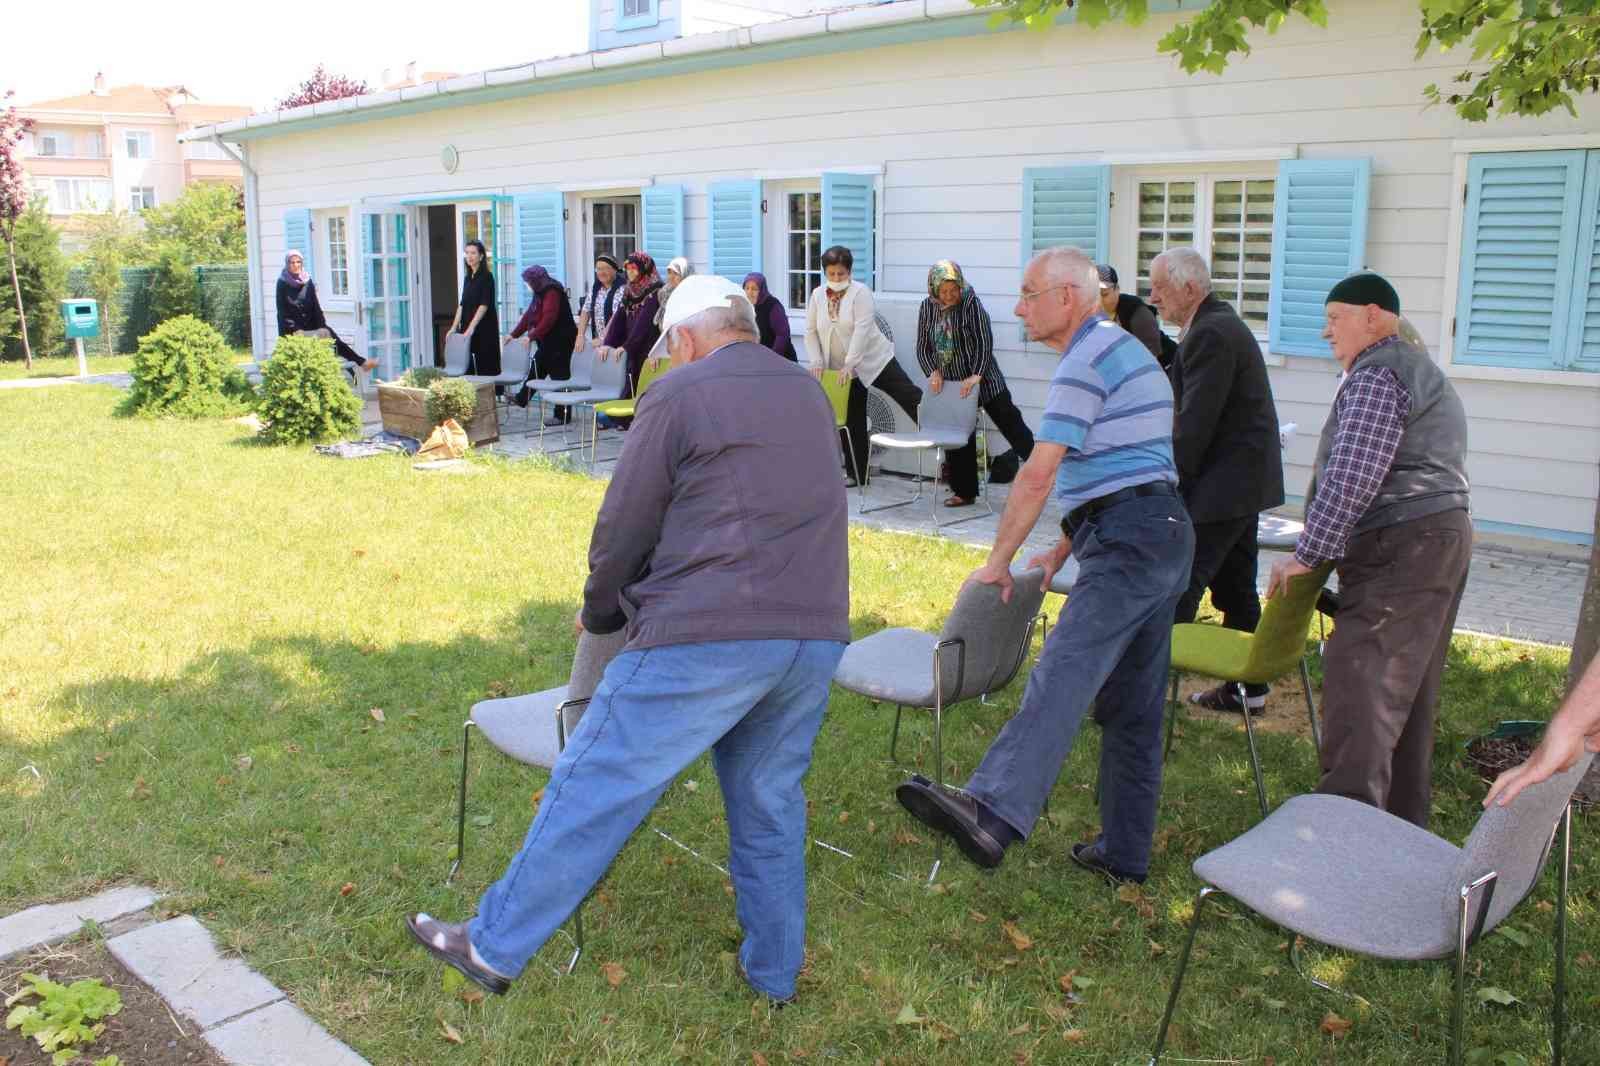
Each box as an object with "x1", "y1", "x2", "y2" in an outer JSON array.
[{"x1": 1061, "y1": 481, "x2": 1177, "y2": 539}]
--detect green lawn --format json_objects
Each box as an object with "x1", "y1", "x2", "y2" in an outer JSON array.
[{"x1": 1, "y1": 384, "x2": 1591, "y2": 1066}]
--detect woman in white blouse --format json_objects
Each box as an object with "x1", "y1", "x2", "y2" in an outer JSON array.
[{"x1": 804, "y1": 245, "x2": 922, "y2": 485}]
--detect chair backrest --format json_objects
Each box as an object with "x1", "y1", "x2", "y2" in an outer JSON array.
[
  {"x1": 820, "y1": 371, "x2": 850, "y2": 427},
  {"x1": 443, "y1": 332, "x2": 471, "y2": 375},
  {"x1": 1239, "y1": 563, "x2": 1334, "y2": 682},
  {"x1": 936, "y1": 567, "x2": 1049, "y2": 702},
  {"x1": 589, "y1": 349, "x2": 629, "y2": 397},
  {"x1": 501, "y1": 337, "x2": 533, "y2": 380},
  {"x1": 917, "y1": 381, "x2": 981, "y2": 439},
  {"x1": 560, "y1": 628, "x2": 630, "y2": 739},
  {"x1": 636, "y1": 356, "x2": 671, "y2": 397},
  {"x1": 1448, "y1": 752, "x2": 1594, "y2": 939}
]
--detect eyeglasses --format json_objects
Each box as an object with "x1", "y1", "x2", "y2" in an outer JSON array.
[{"x1": 1018, "y1": 283, "x2": 1075, "y2": 302}]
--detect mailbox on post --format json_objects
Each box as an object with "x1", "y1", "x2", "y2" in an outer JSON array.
[{"x1": 59, "y1": 299, "x2": 100, "y2": 377}]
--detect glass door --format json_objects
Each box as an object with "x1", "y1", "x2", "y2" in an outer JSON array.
[{"x1": 359, "y1": 210, "x2": 413, "y2": 379}]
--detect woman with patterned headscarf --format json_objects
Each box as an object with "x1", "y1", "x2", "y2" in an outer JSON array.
[
  {"x1": 742, "y1": 272, "x2": 796, "y2": 361},
  {"x1": 915, "y1": 259, "x2": 1034, "y2": 506},
  {"x1": 598, "y1": 251, "x2": 665, "y2": 400}
]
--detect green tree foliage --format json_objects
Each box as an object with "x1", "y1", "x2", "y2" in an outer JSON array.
[
  {"x1": 981, "y1": 0, "x2": 1600, "y2": 122},
  {"x1": 134, "y1": 182, "x2": 246, "y2": 265},
  {"x1": 1, "y1": 201, "x2": 67, "y2": 361},
  {"x1": 257, "y1": 333, "x2": 363, "y2": 444},
  {"x1": 149, "y1": 242, "x2": 200, "y2": 324},
  {"x1": 1, "y1": 89, "x2": 35, "y2": 365},
  {"x1": 125, "y1": 314, "x2": 248, "y2": 418},
  {"x1": 77, "y1": 211, "x2": 138, "y2": 357}
]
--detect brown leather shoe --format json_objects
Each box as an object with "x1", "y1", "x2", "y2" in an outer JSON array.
[
  {"x1": 894, "y1": 775, "x2": 1006, "y2": 869},
  {"x1": 404, "y1": 913, "x2": 511, "y2": 995}
]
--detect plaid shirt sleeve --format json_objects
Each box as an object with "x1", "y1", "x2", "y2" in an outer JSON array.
[{"x1": 1296, "y1": 366, "x2": 1411, "y2": 567}]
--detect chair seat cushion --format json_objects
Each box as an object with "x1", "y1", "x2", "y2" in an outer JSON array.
[
  {"x1": 546, "y1": 388, "x2": 621, "y2": 406},
  {"x1": 1170, "y1": 623, "x2": 1258, "y2": 682},
  {"x1": 470, "y1": 687, "x2": 569, "y2": 769},
  {"x1": 870, "y1": 431, "x2": 970, "y2": 450},
  {"x1": 594, "y1": 399, "x2": 636, "y2": 419},
  {"x1": 833, "y1": 628, "x2": 938, "y2": 707},
  {"x1": 1048, "y1": 557, "x2": 1080, "y2": 595},
  {"x1": 1258, "y1": 513, "x2": 1305, "y2": 550},
  {"x1": 1194, "y1": 794, "x2": 1464, "y2": 960},
  {"x1": 527, "y1": 378, "x2": 590, "y2": 394}
]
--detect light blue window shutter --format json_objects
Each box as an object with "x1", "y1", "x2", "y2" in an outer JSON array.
[
  {"x1": 1020, "y1": 165, "x2": 1110, "y2": 266},
  {"x1": 1267, "y1": 158, "x2": 1371, "y2": 357},
  {"x1": 514, "y1": 191, "x2": 565, "y2": 314},
  {"x1": 1454, "y1": 150, "x2": 1585, "y2": 371},
  {"x1": 709, "y1": 180, "x2": 762, "y2": 282},
  {"x1": 1563, "y1": 150, "x2": 1600, "y2": 372},
  {"x1": 822, "y1": 172, "x2": 875, "y2": 288},
  {"x1": 284, "y1": 208, "x2": 314, "y2": 279},
  {"x1": 642, "y1": 184, "x2": 685, "y2": 264}
]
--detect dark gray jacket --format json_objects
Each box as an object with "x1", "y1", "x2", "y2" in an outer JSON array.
[{"x1": 581, "y1": 340, "x2": 852, "y2": 651}]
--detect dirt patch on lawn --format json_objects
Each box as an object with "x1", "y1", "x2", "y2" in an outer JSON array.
[
  {"x1": 0, "y1": 938, "x2": 229, "y2": 1066},
  {"x1": 1172, "y1": 672, "x2": 1320, "y2": 741}
]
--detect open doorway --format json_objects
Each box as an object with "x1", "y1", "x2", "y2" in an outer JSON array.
[{"x1": 426, "y1": 205, "x2": 457, "y2": 367}]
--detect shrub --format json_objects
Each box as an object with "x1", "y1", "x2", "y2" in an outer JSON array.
[
  {"x1": 257, "y1": 334, "x2": 363, "y2": 444},
  {"x1": 125, "y1": 315, "x2": 245, "y2": 418},
  {"x1": 425, "y1": 377, "x2": 477, "y2": 427},
  {"x1": 148, "y1": 242, "x2": 198, "y2": 323},
  {"x1": 398, "y1": 365, "x2": 445, "y2": 389}
]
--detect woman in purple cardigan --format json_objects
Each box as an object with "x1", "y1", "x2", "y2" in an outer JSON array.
[
  {"x1": 597, "y1": 251, "x2": 663, "y2": 398},
  {"x1": 742, "y1": 272, "x2": 796, "y2": 361}
]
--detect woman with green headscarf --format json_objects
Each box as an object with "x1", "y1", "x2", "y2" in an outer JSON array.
[{"x1": 914, "y1": 260, "x2": 1035, "y2": 506}]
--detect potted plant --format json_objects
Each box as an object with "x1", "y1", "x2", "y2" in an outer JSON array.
[{"x1": 376, "y1": 367, "x2": 499, "y2": 445}]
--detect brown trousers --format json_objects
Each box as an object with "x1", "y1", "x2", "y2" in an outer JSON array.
[{"x1": 1316, "y1": 507, "x2": 1472, "y2": 828}]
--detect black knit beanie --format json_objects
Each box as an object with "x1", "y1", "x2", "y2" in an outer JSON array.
[{"x1": 1325, "y1": 272, "x2": 1400, "y2": 314}]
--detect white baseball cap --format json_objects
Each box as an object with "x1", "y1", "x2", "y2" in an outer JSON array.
[{"x1": 646, "y1": 274, "x2": 752, "y2": 362}]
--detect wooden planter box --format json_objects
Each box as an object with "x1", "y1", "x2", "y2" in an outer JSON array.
[{"x1": 376, "y1": 381, "x2": 499, "y2": 445}]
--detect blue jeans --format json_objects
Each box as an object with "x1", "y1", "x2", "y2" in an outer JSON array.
[
  {"x1": 966, "y1": 493, "x2": 1194, "y2": 877},
  {"x1": 469, "y1": 638, "x2": 846, "y2": 999}
]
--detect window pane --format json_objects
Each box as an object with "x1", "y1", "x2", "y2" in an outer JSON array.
[
  {"x1": 807, "y1": 192, "x2": 821, "y2": 221},
  {"x1": 1239, "y1": 285, "x2": 1270, "y2": 330},
  {"x1": 617, "y1": 235, "x2": 636, "y2": 259},
  {"x1": 1138, "y1": 182, "x2": 1167, "y2": 226},
  {"x1": 617, "y1": 203, "x2": 637, "y2": 236},
  {"x1": 789, "y1": 233, "x2": 806, "y2": 271},
  {"x1": 367, "y1": 256, "x2": 385, "y2": 298},
  {"x1": 593, "y1": 202, "x2": 612, "y2": 234},
  {"x1": 389, "y1": 258, "x2": 409, "y2": 299},
  {"x1": 393, "y1": 300, "x2": 411, "y2": 339},
  {"x1": 807, "y1": 232, "x2": 821, "y2": 267},
  {"x1": 1213, "y1": 181, "x2": 1243, "y2": 227},
  {"x1": 788, "y1": 193, "x2": 804, "y2": 231},
  {"x1": 1212, "y1": 231, "x2": 1242, "y2": 281},
  {"x1": 789, "y1": 273, "x2": 807, "y2": 310},
  {"x1": 1243, "y1": 231, "x2": 1273, "y2": 282},
  {"x1": 1245, "y1": 180, "x2": 1276, "y2": 225},
  {"x1": 391, "y1": 215, "x2": 407, "y2": 254},
  {"x1": 1168, "y1": 183, "x2": 1196, "y2": 227}
]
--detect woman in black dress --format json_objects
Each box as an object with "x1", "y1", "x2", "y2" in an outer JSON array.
[
  {"x1": 451, "y1": 239, "x2": 500, "y2": 375},
  {"x1": 275, "y1": 250, "x2": 374, "y2": 371}
]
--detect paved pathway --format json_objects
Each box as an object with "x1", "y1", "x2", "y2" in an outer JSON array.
[{"x1": 0, "y1": 371, "x2": 133, "y2": 390}]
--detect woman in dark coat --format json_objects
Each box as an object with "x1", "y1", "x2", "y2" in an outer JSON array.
[
  {"x1": 508, "y1": 265, "x2": 578, "y2": 423},
  {"x1": 915, "y1": 259, "x2": 1035, "y2": 507},
  {"x1": 451, "y1": 239, "x2": 500, "y2": 376},
  {"x1": 598, "y1": 251, "x2": 663, "y2": 399},
  {"x1": 274, "y1": 250, "x2": 374, "y2": 371},
  {"x1": 741, "y1": 272, "x2": 796, "y2": 361}
]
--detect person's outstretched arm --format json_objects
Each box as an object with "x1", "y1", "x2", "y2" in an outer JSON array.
[{"x1": 1485, "y1": 655, "x2": 1600, "y2": 807}]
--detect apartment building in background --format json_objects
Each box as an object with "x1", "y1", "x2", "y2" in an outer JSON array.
[{"x1": 18, "y1": 74, "x2": 253, "y2": 246}]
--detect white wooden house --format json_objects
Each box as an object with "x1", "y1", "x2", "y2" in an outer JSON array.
[{"x1": 185, "y1": 0, "x2": 1600, "y2": 543}]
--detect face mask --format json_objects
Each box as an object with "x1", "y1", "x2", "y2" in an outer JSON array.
[{"x1": 826, "y1": 278, "x2": 850, "y2": 293}]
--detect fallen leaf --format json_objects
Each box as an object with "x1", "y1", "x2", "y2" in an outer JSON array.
[
  {"x1": 438, "y1": 1018, "x2": 463, "y2": 1045},
  {"x1": 1263, "y1": 997, "x2": 1288, "y2": 1010},
  {"x1": 339, "y1": 882, "x2": 356, "y2": 897},
  {"x1": 928, "y1": 1019, "x2": 958, "y2": 1041},
  {"x1": 867, "y1": 819, "x2": 877, "y2": 834},
  {"x1": 601, "y1": 961, "x2": 627, "y2": 989},
  {"x1": 353, "y1": 548, "x2": 367, "y2": 557},
  {"x1": 683, "y1": 779, "x2": 699, "y2": 793},
  {"x1": 1320, "y1": 1011, "x2": 1353, "y2": 1037},
  {"x1": 837, "y1": 811, "x2": 850, "y2": 824},
  {"x1": 1149, "y1": 940, "x2": 1166, "y2": 957},
  {"x1": 1537, "y1": 900, "x2": 1553, "y2": 912},
  {"x1": 470, "y1": 814, "x2": 494, "y2": 828},
  {"x1": 485, "y1": 680, "x2": 508, "y2": 698},
  {"x1": 894, "y1": 1003, "x2": 924, "y2": 1025},
  {"x1": 1577, "y1": 952, "x2": 1595, "y2": 968},
  {"x1": 531, "y1": 787, "x2": 546, "y2": 810},
  {"x1": 969, "y1": 910, "x2": 989, "y2": 923},
  {"x1": 753, "y1": 1055, "x2": 769, "y2": 1066},
  {"x1": 1115, "y1": 884, "x2": 1142, "y2": 904},
  {"x1": 93, "y1": 753, "x2": 108, "y2": 765},
  {"x1": 235, "y1": 755, "x2": 253, "y2": 772},
  {"x1": 459, "y1": 986, "x2": 485, "y2": 1006},
  {"x1": 284, "y1": 742, "x2": 302, "y2": 754},
  {"x1": 1007, "y1": 1022, "x2": 1031, "y2": 1036},
  {"x1": 129, "y1": 776, "x2": 150, "y2": 800},
  {"x1": 1062, "y1": 1029, "x2": 1087, "y2": 1043},
  {"x1": 369, "y1": 707, "x2": 386, "y2": 723},
  {"x1": 1492, "y1": 926, "x2": 1532, "y2": 948},
  {"x1": 1000, "y1": 920, "x2": 1033, "y2": 952},
  {"x1": 1058, "y1": 971, "x2": 1077, "y2": 994},
  {"x1": 892, "y1": 828, "x2": 923, "y2": 846},
  {"x1": 1476, "y1": 986, "x2": 1520, "y2": 1007},
  {"x1": 1042, "y1": 1003, "x2": 1071, "y2": 1024}
]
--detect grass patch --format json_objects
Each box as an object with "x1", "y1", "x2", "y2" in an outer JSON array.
[
  {"x1": 1, "y1": 385, "x2": 1592, "y2": 1065},
  {"x1": 0, "y1": 350, "x2": 252, "y2": 381}
]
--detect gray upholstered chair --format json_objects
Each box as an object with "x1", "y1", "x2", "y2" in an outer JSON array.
[
  {"x1": 833, "y1": 566, "x2": 1048, "y2": 880},
  {"x1": 1150, "y1": 755, "x2": 1592, "y2": 1066},
  {"x1": 860, "y1": 381, "x2": 991, "y2": 528},
  {"x1": 446, "y1": 628, "x2": 627, "y2": 972},
  {"x1": 442, "y1": 331, "x2": 471, "y2": 376},
  {"x1": 468, "y1": 336, "x2": 534, "y2": 425}
]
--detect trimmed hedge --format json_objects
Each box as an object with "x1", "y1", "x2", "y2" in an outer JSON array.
[
  {"x1": 257, "y1": 334, "x2": 363, "y2": 445},
  {"x1": 125, "y1": 315, "x2": 250, "y2": 419}
]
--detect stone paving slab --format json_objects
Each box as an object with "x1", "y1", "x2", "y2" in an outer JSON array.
[
  {"x1": 204, "y1": 1000, "x2": 370, "y2": 1066},
  {"x1": 0, "y1": 884, "x2": 160, "y2": 961},
  {"x1": 107, "y1": 916, "x2": 284, "y2": 1030}
]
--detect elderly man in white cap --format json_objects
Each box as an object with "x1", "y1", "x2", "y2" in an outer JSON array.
[{"x1": 406, "y1": 275, "x2": 851, "y2": 1004}]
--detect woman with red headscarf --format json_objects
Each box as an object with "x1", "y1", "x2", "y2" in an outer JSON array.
[{"x1": 597, "y1": 251, "x2": 664, "y2": 399}]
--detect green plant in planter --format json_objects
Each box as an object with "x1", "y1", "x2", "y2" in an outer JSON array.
[
  {"x1": 257, "y1": 334, "x2": 364, "y2": 445},
  {"x1": 4, "y1": 971, "x2": 122, "y2": 1065},
  {"x1": 425, "y1": 377, "x2": 478, "y2": 428},
  {"x1": 398, "y1": 366, "x2": 446, "y2": 390},
  {"x1": 124, "y1": 315, "x2": 249, "y2": 419}
]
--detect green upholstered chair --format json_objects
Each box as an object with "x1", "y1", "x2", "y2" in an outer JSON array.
[
  {"x1": 1166, "y1": 562, "x2": 1334, "y2": 819},
  {"x1": 818, "y1": 370, "x2": 859, "y2": 486}
]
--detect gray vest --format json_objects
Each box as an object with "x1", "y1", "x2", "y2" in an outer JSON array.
[{"x1": 1307, "y1": 336, "x2": 1469, "y2": 538}]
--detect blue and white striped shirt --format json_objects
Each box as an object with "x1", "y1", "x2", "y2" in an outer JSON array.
[{"x1": 1038, "y1": 314, "x2": 1178, "y2": 515}]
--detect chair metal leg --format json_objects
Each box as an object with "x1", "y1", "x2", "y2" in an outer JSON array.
[
  {"x1": 1237, "y1": 682, "x2": 1269, "y2": 819},
  {"x1": 1555, "y1": 802, "x2": 1572, "y2": 1066},
  {"x1": 1150, "y1": 885, "x2": 1216, "y2": 1064},
  {"x1": 925, "y1": 639, "x2": 965, "y2": 886},
  {"x1": 888, "y1": 704, "x2": 904, "y2": 762},
  {"x1": 1299, "y1": 656, "x2": 1320, "y2": 753},
  {"x1": 1452, "y1": 870, "x2": 1500, "y2": 1066},
  {"x1": 1164, "y1": 672, "x2": 1180, "y2": 760},
  {"x1": 447, "y1": 720, "x2": 473, "y2": 882},
  {"x1": 566, "y1": 903, "x2": 585, "y2": 975}
]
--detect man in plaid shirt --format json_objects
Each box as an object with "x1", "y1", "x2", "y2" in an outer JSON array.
[{"x1": 1267, "y1": 272, "x2": 1470, "y2": 829}]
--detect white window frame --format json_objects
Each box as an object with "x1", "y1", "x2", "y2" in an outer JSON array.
[
  {"x1": 38, "y1": 132, "x2": 63, "y2": 157},
  {"x1": 764, "y1": 179, "x2": 822, "y2": 316},
  {"x1": 322, "y1": 211, "x2": 352, "y2": 302},
  {"x1": 129, "y1": 187, "x2": 156, "y2": 212},
  {"x1": 51, "y1": 178, "x2": 113, "y2": 214},
  {"x1": 1113, "y1": 163, "x2": 1278, "y2": 347},
  {"x1": 124, "y1": 130, "x2": 153, "y2": 159},
  {"x1": 1437, "y1": 135, "x2": 1600, "y2": 390},
  {"x1": 84, "y1": 132, "x2": 104, "y2": 159},
  {"x1": 586, "y1": 196, "x2": 641, "y2": 266}
]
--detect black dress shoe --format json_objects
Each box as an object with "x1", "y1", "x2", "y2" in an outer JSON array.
[
  {"x1": 894, "y1": 776, "x2": 1007, "y2": 869},
  {"x1": 1069, "y1": 843, "x2": 1146, "y2": 886}
]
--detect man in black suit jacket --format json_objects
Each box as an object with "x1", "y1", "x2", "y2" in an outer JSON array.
[{"x1": 1149, "y1": 248, "x2": 1286, "y2": 713}]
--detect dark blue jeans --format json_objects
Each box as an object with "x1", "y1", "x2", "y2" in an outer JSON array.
[{"x1": 966, "y1": 492, "x2": 1195, "y2": 877}]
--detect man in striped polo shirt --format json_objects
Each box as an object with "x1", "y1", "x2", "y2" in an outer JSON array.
[{"x1": 897, "y1": 247, "x2": 1195, "y2": 885}]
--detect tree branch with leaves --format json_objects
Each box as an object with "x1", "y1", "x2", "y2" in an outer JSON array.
[{"x1": 0, "y1": 89, "x2": 36, "y2": 367}]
